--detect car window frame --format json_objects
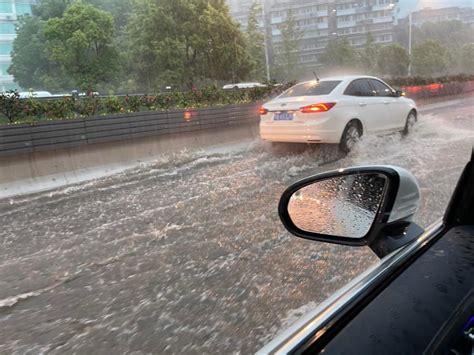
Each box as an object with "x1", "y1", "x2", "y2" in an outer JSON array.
[
  {"x1": 368, "y1": 79, "x2": 396, "y2": 97},
  {"x1": 343, "y1": 79, "x2": 376, "y2": 97}
]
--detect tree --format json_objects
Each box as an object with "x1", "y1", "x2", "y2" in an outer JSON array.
[
  {"x1": 396, "y1": 20, "x2": 470, "y2": 73},
  {"x1": 320, "y1": 38, "x2": 356, "y2": 69},
  {"x1": 376, "y1": 44, "x2": 409, "y2": 77},
  {"x1": 8, "y1": 16, "x2": 72, "y2": 91},
  {"x1": 200, "y1": 2, "x2": 252, "y2": 84},
  {"x1": 357, "y1": 32, "x2": 378, "y2": 73},
  {"x1": 8, "y1": 0, "x2": 75, "y2": 91},
  {"x1": 88, "y1": 0, "x2": 133, "y2": 31},
  {"x1": 125, "y1": 0, "x2": 251, "y2": 91},
  {"x1": 44, "y1": 1, "x2": 119, "y2": 90},
  {"x1": 460, "y1": 43, "x2": 474, "y2": 74},
  {"x1": 34, "y1": 0, "x2": 73, "y2": 19},
  {"x1": 412, "y1": 39, "x2": 448, "y2": 76},
  {"x1": 245, "y1": 1, "x2": 266, "y2": 81},
  {"x1": 273, "y1": 9, "x2": 302, "y2": 82}
]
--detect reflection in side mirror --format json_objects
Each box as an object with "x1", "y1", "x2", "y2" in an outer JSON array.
[
  {"x1": 288, "y1": 174, "x2": 387, "y2": 239},
  {"x1": 278, "y1": 165, "x2": 425, "y2": 258}
]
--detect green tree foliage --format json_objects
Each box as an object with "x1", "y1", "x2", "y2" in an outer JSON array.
[
  {"x1": 8, "y1": 0, "x2": 75, "y2": 91},
  {"x1": 404, "y1": 20, "x2": 472, "y2": 51},
  {"x1": 126, "y1": 0, "x2": 251, "y2": 91},
  {"x1": 34, "y1": 0, "x2": 73, "y2": 19},
  {"x1": 245, "y1": 1, "x2": 266, "y2": 81},
  {"x1": 357, "y1": 33, "x2": 378, "y2": 73},
  {"x1": 397, "y1": 20, "x2": 470, "y2": 73},
  {"x1": 320, "y1": 38, "x2": 356, "y2": 69},
  {"x1": 412, "y1": 39, "x2": 448, "y2": 76},
  {"x1": 0, "y1": 91, "x2": 23, "y2": 123},
  {"x1": 273, "y1": 9, "x2": 302, "y2": 82},
  {"x1": 44, "y1": 1, "x2": 119, "y2": 91},
  {"x1": 8, "y1": 16, "x2": 72, "y2": 91},
  {"x1": 376, "y1": 44, "x2": 409, "y2": 77},
  {"x1": 88, "y1": 0, "x2": 133, "y2": 31},
  {"x1": 460, "y1": 44, "x2": 474, "y2": 74}
]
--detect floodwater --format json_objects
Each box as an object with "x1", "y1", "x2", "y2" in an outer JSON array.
[{"x1": 1, "y1": 97, "x2": 473, "y2": 354}]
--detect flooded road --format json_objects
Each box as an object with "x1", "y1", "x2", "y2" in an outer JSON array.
[{"x1": 1, "y1": 97, "x2": 473, "y2": 354}]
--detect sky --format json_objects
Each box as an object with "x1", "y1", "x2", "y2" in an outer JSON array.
[{"x1": 398, "y1": 0, "x2": 474, "y2": 17}]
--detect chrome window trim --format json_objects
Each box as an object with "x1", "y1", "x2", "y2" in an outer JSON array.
[{"x1": 257, "y1": 221, "x2": 444, "y2": 355}]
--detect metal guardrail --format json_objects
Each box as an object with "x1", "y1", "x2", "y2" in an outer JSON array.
[{"x1": 0, "y1": 103, "x2": 259, "y2": 156}]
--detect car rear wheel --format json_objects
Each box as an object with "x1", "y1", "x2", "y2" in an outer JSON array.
[
  {"x1": 340, "y1": 121, "x2": 361, "y2": 153},
  {"x1": 403, "y1": 111, "x2": 417, "y2": 135}
]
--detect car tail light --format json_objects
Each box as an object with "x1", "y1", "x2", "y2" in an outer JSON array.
[
  {"x1": 259, "y1": 106, "x2": 268, "y2": 115},
  {"x1": 300, "y1": 102, "x2": 336, "y2": 113}
]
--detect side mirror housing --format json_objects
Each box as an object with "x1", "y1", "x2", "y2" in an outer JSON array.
[
  {"x1": 279, "y1": 166, "x2": 424, "y2": 258},
  {"x1": 394, "y1": 90, "x2": 405, "y2": 97}
]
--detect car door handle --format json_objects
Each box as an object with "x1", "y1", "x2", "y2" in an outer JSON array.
[
  {"x1": 359, "y1": 103, "x2": 367, "y2": 107},
  {"x1": 383, "y1": 101, "x2": 390, "y2": 104}
]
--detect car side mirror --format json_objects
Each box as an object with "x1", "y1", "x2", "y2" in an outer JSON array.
[
  {"x1": 394, "y1": 90, "x2": 405, "y2": 97},
  {"x1": 279, "y1": 166, "x2": 424, "y2": 258}
]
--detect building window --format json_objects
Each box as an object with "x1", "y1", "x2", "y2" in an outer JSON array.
[
  {"x1": 0, "y1": 1, "x2": 13, "y2": 13},
  {"x1": 0, "y1": 63, "x2": 10, "y2": 75},
  {"x1": 15, "y1": 2, "x2": 31, "y2": 15},
  {"x1": 0, "y1": 43, "x2": 12, "y2": 54},
  {"x1": 0, "y1": 23, "x2": 15, "y2": 34}
]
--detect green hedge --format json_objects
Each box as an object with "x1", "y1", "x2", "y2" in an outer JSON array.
[
  {"x1": 2, "y1": 74, "x2": 473, "y2": 124},
  {"x1": 0, "y1": 84, "x2": 295, "y2": 124},
  {"x1": 385, "y1": 74, "x2": 474, "y2": 87}
]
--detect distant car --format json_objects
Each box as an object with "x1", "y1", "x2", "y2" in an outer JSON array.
[
  {"x1": 223, "y1": 82, "x2": 266, "y2": 89},
  {"x1": 18, "y1": 91, "x2": 53, "y2": 98},
  {"x1": 259, "y1": 75, "x2": 417, "y2": 152}
]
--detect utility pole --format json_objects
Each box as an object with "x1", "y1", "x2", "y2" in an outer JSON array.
[
  {"x1": 329, "y1": 0, "x2": 338, "y2": 40},
  {"x1": 260, "y1": 0, "x2": 271, "y2": 82},
  {"x1": 408, "y1": 11, "x2": 412, "y2": 76},
  {"x1": 407, "y1": 0, "x2": 420, "y2": 76}
]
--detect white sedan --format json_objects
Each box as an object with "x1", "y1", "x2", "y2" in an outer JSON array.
[{"x1": 259, "y1": 75, "x2": 417, "y2": 152}]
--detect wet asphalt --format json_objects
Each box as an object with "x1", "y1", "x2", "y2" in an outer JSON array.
[{"x1": 1, "y1": 97, "x2": 473, "y2": 354}]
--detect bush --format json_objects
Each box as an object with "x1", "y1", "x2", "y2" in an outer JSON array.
[
  {"x1": 0, "y1": 82, "x2": 294, "y2": 124},
  {"x1": 0, "y1": 91, "x2": 23, "y2": 123},
  {"x1": 386, "y1": 74, "x2": 474, "y2": 87}
]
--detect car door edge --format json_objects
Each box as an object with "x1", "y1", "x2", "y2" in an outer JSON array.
[{"x1": 257, "y1": 221, "x2": 445, "y2": 354}]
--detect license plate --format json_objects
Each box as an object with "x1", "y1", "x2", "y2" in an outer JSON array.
[{"x1": 274, "y1": 112, "x2": 293, "y2": 121}]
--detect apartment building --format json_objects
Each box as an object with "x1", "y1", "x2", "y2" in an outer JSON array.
[
  {"x1": 0, "y1": 0, "x2": 35, "y2": 91},
  {"x1": 399, "y1": 6, "x2": 474, "y2": 27},
  {"x1": 270, "y1": 0, "x2": 398, "y2": 68}
]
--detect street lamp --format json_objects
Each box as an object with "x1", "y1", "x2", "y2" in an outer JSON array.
[
  {"x1": 407, "y1": 0, "x2": 420, "y2": 76},
  {"x1": 260, "y1": 0, "x2": 271, "y2": 82},
  {"x1": 408, "y1": 11, "x2": 412, "y2": 76}
]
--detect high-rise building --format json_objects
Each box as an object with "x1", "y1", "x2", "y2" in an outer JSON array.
[
  {"x1": 228, "y1": 0, "x2": 276, "y2": 30},
  {"x1": 0, "y1": 0, "x2": 36, "y2": 91},
  {"x1": 270, "y1": 0, "x2": 399, "y2": 70},
  {"x1": 398, "y1": 6, "x2": 474, "y2": 27}
]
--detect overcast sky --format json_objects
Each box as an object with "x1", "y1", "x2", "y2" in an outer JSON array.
[{"x1": 398, "y1": 0, "x2": 474, "y2": 17}]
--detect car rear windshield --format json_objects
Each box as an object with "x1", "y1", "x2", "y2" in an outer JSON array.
[{"x1": 280, "y1": 80, "x2": 342, "y2": 98}]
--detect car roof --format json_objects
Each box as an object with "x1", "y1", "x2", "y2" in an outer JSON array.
[{"x1": 299, "y1": 75, "x2": 382, "y2": 84}]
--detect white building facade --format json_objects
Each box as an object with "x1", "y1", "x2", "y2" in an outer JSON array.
[
  {"x1": 270, "y1": 0, "x2": 399, "y2": 68},
  {"x1": 0, "y1": 0, "x2": 35, "y2": 91}
]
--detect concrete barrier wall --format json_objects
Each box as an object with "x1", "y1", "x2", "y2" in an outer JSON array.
[
  {"x1": 0, "y1": 103, "x2": 259, "y2": 156},
  {"x1": 0, "y1": 103, "x2": 260, "y2": 198}
]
